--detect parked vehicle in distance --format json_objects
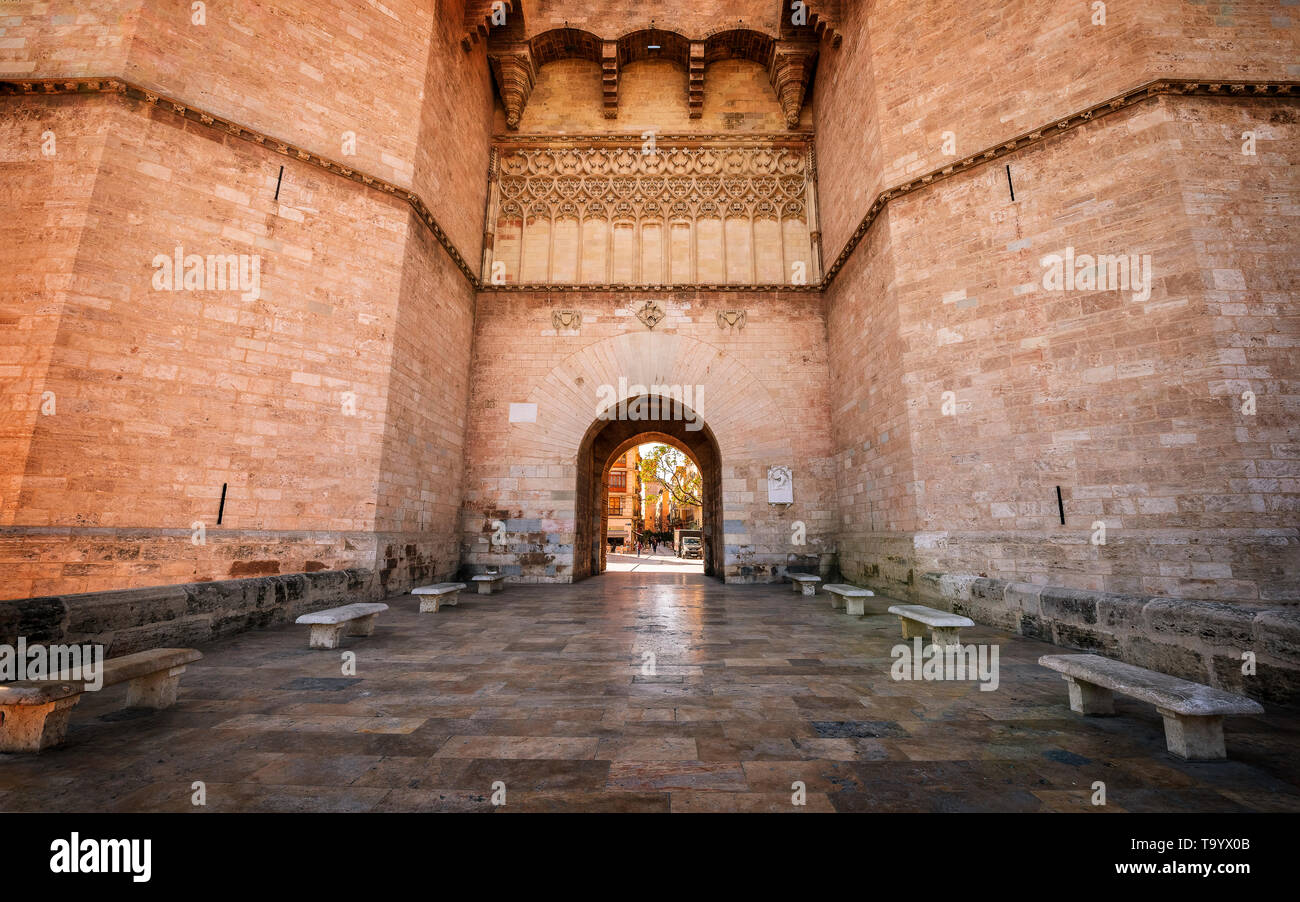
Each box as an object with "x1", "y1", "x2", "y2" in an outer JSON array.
[
  {"x1": 680, "y1": 536, "x2": 702, "y2": 559},
  {"x1": 673, "y1": 528, "x2": 703, "y2": 558}
]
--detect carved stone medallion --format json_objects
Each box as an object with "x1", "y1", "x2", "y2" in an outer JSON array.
[
  {"x1": 552, "y1": 309, "x2": 581, "y2": 330},
  {"x1": 636, "y1": 300, "x2": 665, "y2": 330}
]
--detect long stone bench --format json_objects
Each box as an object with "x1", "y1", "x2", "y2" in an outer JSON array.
[
  {"x1": 471, "y1": 574, "x2": 505, "y2": 595},
  {"x1": 1039, "y1": 653, "x2": 1265, "y2": 760},
  {"x1": 822, "y1": 583, "x2": 874, "y2": 616},
  {"x1": 0, "y1": 647, "x2": 201, "y2": 753},
  {"x1": 789, "y1": 574, "x2": 823, "y2": 596},
  {"x1": 295, "y1": 602, "x2": 388, "y2": 649},
  {"x1": 888, "y1": 604, "x2": 975, "y2": 648},
  {"x1": 412, "y1": 582, "x2": 467, "y2": 613}
]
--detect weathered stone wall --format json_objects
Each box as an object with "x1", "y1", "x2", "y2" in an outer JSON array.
[
  {"x1": 826, "y1": 205, "x2": 918, "y2": 596},
  {"x1": 0, "y1": 568, "x2": 372, "y2": 656},
  {"x1": 830, "y1": 94, "x2": 1299, "y2": 605},
  {"x1": 0, "y1": 91, "x2": 478, "y2": 599},
  {"x1": 459, "y1": 289, "x2": 837, "y2": 582},
  {"x1": 923, "y1": 572, "x2": 1300, "y2": 704},
  {"x1": 0, "y1": 1, "x2": 489, "y2": 599},
  {"x1": 815, "y1": 0, "x2": 1299, "y2": 265}
]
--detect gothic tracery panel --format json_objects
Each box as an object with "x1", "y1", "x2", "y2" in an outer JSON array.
[{"x1": 484, "y1": 137, "x2": 821, "y2": 287}]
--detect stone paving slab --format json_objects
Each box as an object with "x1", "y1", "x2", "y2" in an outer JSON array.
[{"x1": 1, "y1": 571, "x2": 1297, "y2": 813}]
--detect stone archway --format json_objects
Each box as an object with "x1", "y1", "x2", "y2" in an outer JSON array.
[
  {"x1": 574, "y1": 399, "x2": 724, "y2": 580},
  {"x1": 478, "y1": 330, "x2": 796, "y2": 583}
]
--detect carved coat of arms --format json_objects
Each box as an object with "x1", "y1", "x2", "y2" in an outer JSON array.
[{"x1": 636, "y1": 300, "x2": 665, "y2": 330}]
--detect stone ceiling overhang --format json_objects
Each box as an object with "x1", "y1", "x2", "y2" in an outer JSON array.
[{"x1": 485, "y1": 25, "x2": 819, "y2": 129}]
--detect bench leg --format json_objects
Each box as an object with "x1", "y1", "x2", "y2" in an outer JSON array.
[
  {"x1": 828, "y1": 593, "x2": 843, "y2": 610},
  {"x1": 930, "y1": 627, "x2": 962, "y2": 648},
  {"x1": 419, "y1": 596, "x2": 442, "y2": 614},
  {"x1": 126, "y1": 665, "x2": 188, "y2": 709},
  {"x1": 898, "y1": 617, "x2": 925, "y2": 640},
  {"x1": 800, "y1": 583, "x2": 817, "y2": 597},
  {"x1": 845, "y1": 597, "x2": 866, "y2": 616},
  {"x1": 1158, "y1": 708, "x2": 1227, "y2": 761},
  {"x1": 792, "y1": 581, "x2": 801, "y2": 593},
  {"x1": 446, "y1": 591, "x2": 460, "y2": 606},
  {"x1": 308, "y1": 623, "x2": 346, "y2": 649},
  {"x1": 1064, "y1": 676, "x2": 1115, "y2": 716},
  {"x1": 0, "y1": 696, "x2": 81, "y2": 753},
  {"x1": 346, "y1": 614, "x2": 378, "y2": 637},
  {"x1": 477, "y1": 581, "x2": 494, "y2": 595}
]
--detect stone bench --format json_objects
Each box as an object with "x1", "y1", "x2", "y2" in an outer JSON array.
[
  {"x1": 412, "y1": 582, "x2": 467, "y2": 613},
  {"x1": 0, "y1": 647, "x2": 202, "y2": 753},
  {"x1": 1038, "y1": 653, "x2": 1265, "y2": 761},
  {"x1": 295, "y1": 602, "x2": 389, "y2": 649},
  {"x1": 888, "y1": 604, "x2": 975, "y2": 648},
  {"x1": 471, "y1": 574, "x2": 505, "y2": 595},
  {"x1": 789, "y1": 574, "x2": 823, "y2": 596},
  {"x1": 822, "y1": 583, "x2": 874, "y2": 616}
]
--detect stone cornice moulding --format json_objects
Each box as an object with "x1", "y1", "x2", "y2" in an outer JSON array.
[
  {"x1": 483, "y1": 283, "x2": 822, "y2": 293},
  {"x1": 0, "y1": 76, "x2": 483, "y2": 288},
  {"x1": 820, "y1": 78, "x2": 1300, "y2": 287},
  {"x1": 6, "y1": 77, "x2": 1294, "y2": 296},
  {"x1": 491, "y1": 131, "x2": 815, "y2": 145}
]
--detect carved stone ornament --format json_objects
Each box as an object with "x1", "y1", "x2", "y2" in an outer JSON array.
[
  {"x1": 717, "y1": 310, "x2": 746, "y2": 330},
  {"x1": 767, "y1": 465, "x2": 794, "y2": 504},
  {"x1": 636, "y1": 300, "x2": 665, "y2": 330},
  {"x1": 552, "y1": 309, "x2": 582, "y2": 330}
]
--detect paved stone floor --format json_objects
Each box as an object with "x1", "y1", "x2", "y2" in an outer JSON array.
[
  {"x1": 2, "y1": 571, "x2": 1298, "y2": 813},
  {"x1": 606, "y1": 551, "x2": 705, "y2": 573}
]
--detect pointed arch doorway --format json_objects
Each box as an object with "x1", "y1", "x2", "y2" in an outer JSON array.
[{"x1": 573, "y1": 394, "x2": 724, "y2": 580}]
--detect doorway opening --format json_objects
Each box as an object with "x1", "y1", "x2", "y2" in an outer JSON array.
[
  {"x1": 574, "y1": 394, "x2": 723, "y2": 580},
  {"x1": 605, "y1": 441, "x2": 705, "y2": 573}
]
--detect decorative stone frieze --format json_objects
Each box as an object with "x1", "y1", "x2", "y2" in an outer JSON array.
[{"x1": 484, "y1": 135, "x2": 820, "y2": 286}]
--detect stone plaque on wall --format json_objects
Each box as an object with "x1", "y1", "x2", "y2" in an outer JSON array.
[{"x1": 768, "y1": 466, "x2": 793, "y2": 504}]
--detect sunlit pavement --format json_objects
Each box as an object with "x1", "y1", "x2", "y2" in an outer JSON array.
[
  {"x1": 606, "y1": 551, "x2": 705, "y2": 573},
  {"x1": 1, "y1": 570, "x2": 1297, "y2": 812}
]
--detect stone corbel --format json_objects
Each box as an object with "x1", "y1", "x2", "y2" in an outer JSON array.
[
  {"x1": 601, "y1": 41, "x2": 619, "y2": 119},
  {"x1": 769, "y1": 44, "x2": 817, "y2": 128},
  {"x1": 488, "y1": 43, "x2": 537, "y2": 130},
  {"x1": 688, "y1": 42, "x2": 705, "y2": 118}
]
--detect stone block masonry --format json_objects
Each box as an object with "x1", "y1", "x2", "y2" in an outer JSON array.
[
  {"x1": 460, "y1": 288, "x2": 838, "y2": 583},
  {"x1": 924, "y1": 573, "x2": 1300, "y2": 705},
  {"x1": 0, "y1": 569, "x2": 373, "y2": 657},
  {"x1": 0, "y1": 89, "x2": 474, "y2": 599}
]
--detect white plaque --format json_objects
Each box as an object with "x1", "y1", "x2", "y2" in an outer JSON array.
[
  {"x1": 767, "y1": 466, "x2": 793, "y2": 504},
  {"x1": 508, "y1": 403, "x2": 537, "y2": 424}
]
